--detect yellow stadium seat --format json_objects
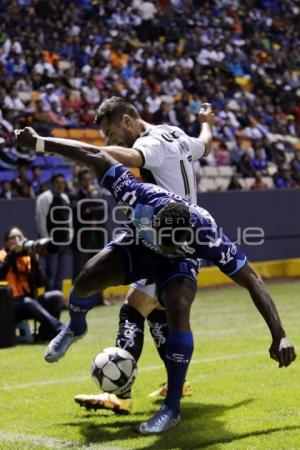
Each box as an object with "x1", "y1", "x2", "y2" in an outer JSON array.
[
  {"x1": 235, "y1": 77, "x2": 253, "y2": 91},
  {"x1": 212, "y1": 140, "x2": 221, "y2": 149},
  {"x1": 31, "y1": 91, "x2": 42, "y2": 101},
  {"x1": 241, "y1": 139, "x2": 252, "y2": 149},
  {"x1": 69, "y1": 129, "x2": 86, "y2": 139},
  {"x1": 91, "y1": 138, "x2": 105, "y2": 147},
  {"x1": 51, "y1": 128, "x2": 69, "y2": 138},
  {"x1": 84, "y1": 129, "x2": 101, "y2": 140}
]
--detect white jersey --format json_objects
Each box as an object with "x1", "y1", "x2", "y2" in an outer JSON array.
[{"x1": 133, "y1": 124, "x2": 205, "y2": 204}]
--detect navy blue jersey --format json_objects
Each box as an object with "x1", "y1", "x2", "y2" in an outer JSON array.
[{"x1": 101, "y1": 164, "x2": 247, "y2": 277}]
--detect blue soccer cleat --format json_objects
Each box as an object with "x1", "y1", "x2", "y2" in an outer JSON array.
[
  {"x1": 135, "y1": 404, "x2": 180, "y2": 434},
  {"x1": 44, "y1": 326, "x2": 87, "y2": 363}
]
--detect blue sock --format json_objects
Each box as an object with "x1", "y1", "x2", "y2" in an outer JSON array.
[
  {"x1": 164, "y1": 331, "x2": 194, "y2": 416},
  {"x1": 68, "y1": 288, "x2": 100, "y2": 335}
]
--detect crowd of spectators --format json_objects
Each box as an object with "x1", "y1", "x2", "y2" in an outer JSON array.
[{"x1": 0, "y1": 0, "x2": 299, "y2": 196}]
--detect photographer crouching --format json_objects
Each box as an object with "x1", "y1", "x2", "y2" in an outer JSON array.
[{"x1": 0, "y1": 227, "x2": 64, "y2": 341}]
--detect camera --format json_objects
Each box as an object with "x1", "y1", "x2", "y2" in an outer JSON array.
[{"x1": 21, "y1": 238, "x2": 56, "y2": 255}]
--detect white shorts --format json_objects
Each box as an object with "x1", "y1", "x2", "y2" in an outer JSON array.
[
  {"x1": 125, "y1": 280, "x2": 163, "y2": 317},
  {"x1": 130, "y1": 279, "x2": 157, "y2": 299}
]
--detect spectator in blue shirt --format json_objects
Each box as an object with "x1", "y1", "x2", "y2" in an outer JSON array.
[{"x1": 251, "y1": 148, "x2": 268, "y2": 174}]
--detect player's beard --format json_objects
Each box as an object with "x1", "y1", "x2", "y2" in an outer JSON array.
[{"x1": 120, "y1": 127, "x2": 136, "y2": 148}]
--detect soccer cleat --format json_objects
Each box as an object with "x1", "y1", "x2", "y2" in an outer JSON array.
[
  {"x1": 44, "y1": 326, "x2": 87, "y2": 363},
  {"x1": 74, "y1": 393, "x2": 132, "y2": 414},
  {"x1": 136, "y1": 404, "x2": 180, "y2": 434},
  {"x1": 149, "y1": 380, "x2": 192, "y2": 398}
]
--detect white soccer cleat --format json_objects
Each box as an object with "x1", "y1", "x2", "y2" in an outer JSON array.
[{"x1": 44, "y1": 326, "x2": 87, "y2": 363}]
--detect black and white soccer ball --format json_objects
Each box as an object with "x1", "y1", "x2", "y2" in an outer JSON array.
[{"x1": 91, "y1": 347, "x2": 138, "y2": 395}]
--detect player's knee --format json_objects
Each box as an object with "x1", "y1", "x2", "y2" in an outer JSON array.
[
  {"x1": 163, "y1": 295, "x2": 192, "y2": 331},
  {"x1": 169, "y1": 295, "x2": 191, "y2": 315},
  {"x1": 73, "y1": 271, "x2": 93, "y2": 297},
  {"x1": 73, "y1": 282, "x2": 92, "y2": 298},
  {"x1": 161, "y1": 280, "x2": 194, "y2": 313},
  {"x1": 74, "y1": 258, "x2": 99, "y2": 295}
]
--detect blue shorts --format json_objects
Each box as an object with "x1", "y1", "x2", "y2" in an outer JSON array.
[{"x1": 107, "y1": 231, "x2": 200, "y2": 302}]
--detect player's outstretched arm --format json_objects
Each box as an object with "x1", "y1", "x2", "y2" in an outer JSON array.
[
  {"x1": 14, "y1": 127, "x2": 117, "y2": 179},
  {"x1": 232, "y1": 263, "x2": 296, "y2": 368},
  {"x1": 14, "y1": 127, "x2": 143, "y2": 167},
  {"x1": 198, "y1": 103, "x2": 215, "y2": 156}
]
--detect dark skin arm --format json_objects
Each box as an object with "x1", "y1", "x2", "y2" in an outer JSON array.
[
  {"x1": 14, "y1": 128, "x2": 118, "y2": 179},
  {"x1": 232, "y1": 263, "x2": 296, "y2": 367}
]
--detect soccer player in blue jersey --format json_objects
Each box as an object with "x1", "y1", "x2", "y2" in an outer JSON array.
[
  {"x1": 19, "y1": 97, "x2": 215, "y2": 414},
  {"x1": 15, "y1": 128, "x2": 296, "y2": 434}
]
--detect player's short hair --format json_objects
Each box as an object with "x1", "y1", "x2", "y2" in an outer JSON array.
[
  {"x1": 95, "y1": 96, "x2": 140, "y2": 127},
  {"x1": 153, "y1": 202, "x2": 192, "y2": 247}
]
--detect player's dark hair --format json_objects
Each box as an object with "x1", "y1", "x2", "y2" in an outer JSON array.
[
  {"x1": 95, "y1": 96, "x2": 140, "y2": 126},
  {"x1": 153, "y1": 202, "x2": 192, "y2": 247}
]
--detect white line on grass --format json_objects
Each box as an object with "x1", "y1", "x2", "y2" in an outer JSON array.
[
  {"x1": 1, "y1": 350, "x2": 265, "y2": 391},
  {"x1": 0, "y1": 431, "x2": 123, "y2": 449}
]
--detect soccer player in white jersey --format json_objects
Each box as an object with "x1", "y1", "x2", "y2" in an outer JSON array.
[
  {"x1": 19, "y1": 97, "x2": 214, "y2": 413},
  {"x1": 73, "y1": 97, "x2": 214, "y2": 412}
]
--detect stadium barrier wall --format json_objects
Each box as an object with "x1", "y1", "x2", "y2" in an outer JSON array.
[{"x1": 0, "y1": 189, "x2": 299, "y2": 296}]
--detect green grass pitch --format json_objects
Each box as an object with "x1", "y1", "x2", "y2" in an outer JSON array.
[{"x1": 0, "y1": 280, "x2": 300, "y2": 450}]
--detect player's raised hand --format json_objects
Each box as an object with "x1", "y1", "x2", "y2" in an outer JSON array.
[
  {"x1": 14, "y1": 127, "x2": 39, "y2": 149},
  {"x1": 199, "y1": 103, "x2": 215, "y2": 127},
  {"x1": 269, "y1": 337, "x2": 296, "y2": 368}
]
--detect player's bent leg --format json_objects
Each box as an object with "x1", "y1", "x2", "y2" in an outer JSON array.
[
  {"x1": 45, "y1": 247, "x2": 127, "y2": 363},
  {"x1": 136, "y1": 277, "x2": 196, "y2": 434},
  {"x1": 73, "y1": 246, "x2": 127, "y2": 297}
]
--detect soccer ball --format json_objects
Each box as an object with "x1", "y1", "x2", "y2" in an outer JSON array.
[{"x1": 91, "y1": 347, "x2": 138, "y2": 395}]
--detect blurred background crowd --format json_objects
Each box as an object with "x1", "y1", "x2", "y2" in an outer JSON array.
[{"x1": 0, "y1": 0, "x2": 299, "y2": 198}]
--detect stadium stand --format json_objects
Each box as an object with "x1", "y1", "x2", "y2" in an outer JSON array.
[{"x1": 0, "y1": 0, "x2": 299, "y2": 198}]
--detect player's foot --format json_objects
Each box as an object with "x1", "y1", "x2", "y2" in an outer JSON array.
[
  {"x1": 74, "y1": 393, "x2": 132, "y2": 414},
  {"x1": 44, "y1": 326, "x2": 87, "y2": 363},
  {"x1": 136, "y1": 404, "x2": 180, "y2": 434},
  {"x1": 149, "y1": 380, "x2": 192, "y2": 398}
]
